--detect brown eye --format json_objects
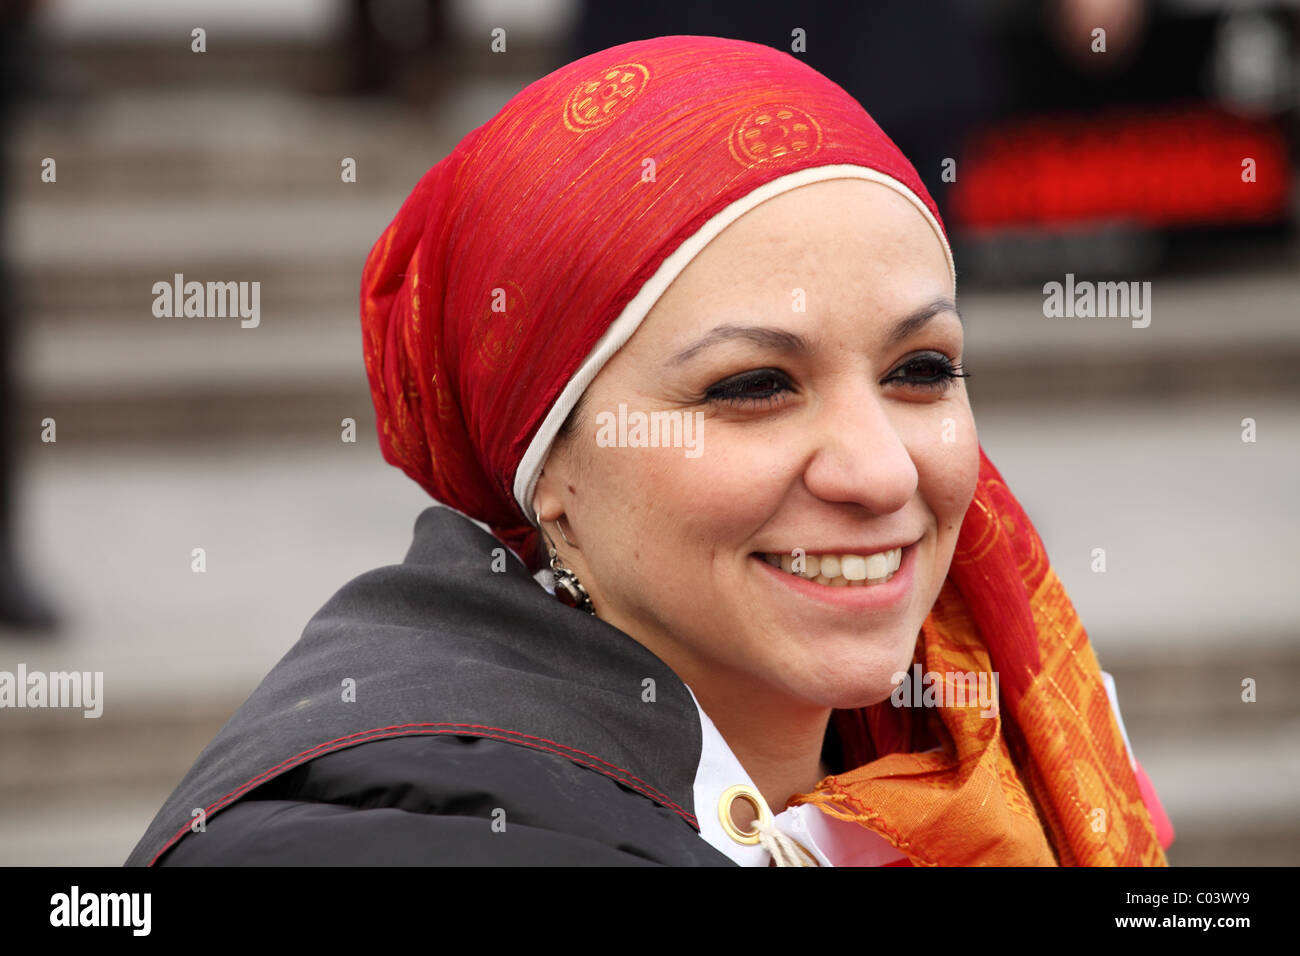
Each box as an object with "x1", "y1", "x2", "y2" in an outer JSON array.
[
  {"x1": 887, "y1": 354, "x2": 968, "y2": 392},
  {"x1": 705, "y1": 369, "x2": 794, "y2": 408}
]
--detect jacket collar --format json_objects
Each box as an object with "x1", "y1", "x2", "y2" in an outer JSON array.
[{"x1": 129, "y1": 504, "x2": 715, "y2": 864}]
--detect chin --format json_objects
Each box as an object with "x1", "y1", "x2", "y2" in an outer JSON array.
[
  {"x1": 800, "y1": 631, "x2": 922, "y2": 710},
  {"x1": 818, "y1": 680, "x2": 907, "y2": 712},
  {"x1": 764, "y1": 670, "x2": 909, "y2": 714}
]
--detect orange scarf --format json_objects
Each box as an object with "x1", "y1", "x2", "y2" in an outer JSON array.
[{"x1": 789, "y1": 447, "x2": 1168, "y2": 866}]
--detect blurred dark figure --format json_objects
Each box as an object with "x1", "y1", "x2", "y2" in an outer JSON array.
[
  {"x1": 957, "y1": 0, "x2": 1295, "y2": 279},
  {"x1": 325, "y1": 0, "x2": 453, "y2": 105},
  {"x1": 571, "y1": 0, "x2": 998, "y2": 224},
  {"x1": 0, "y1": 0, "x2": 59, "y2": 632}
]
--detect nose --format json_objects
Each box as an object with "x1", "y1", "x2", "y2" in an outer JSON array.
[{"x1": 800, "y1": 380, "x2": 918, "y2": 514}]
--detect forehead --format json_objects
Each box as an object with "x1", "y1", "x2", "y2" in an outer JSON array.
[{"x1": 644, "y1": 179, "x2": 951, "y2": 331}]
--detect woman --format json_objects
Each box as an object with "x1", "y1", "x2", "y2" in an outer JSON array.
[{"x1": 127, "y1": 35, "x2": 1173, "y2": 866}]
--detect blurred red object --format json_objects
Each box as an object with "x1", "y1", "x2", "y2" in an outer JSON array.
[{"x1": 951, "y1": 105, "x2": 1290, "y2": 232}]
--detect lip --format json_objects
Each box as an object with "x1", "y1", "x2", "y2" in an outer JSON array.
[
  {"x1": 751, "y1": 540, "x2": 918, "y2": 612},
  {"x1": 760, "y1": 542, "x2": 917, "y2": 557}
]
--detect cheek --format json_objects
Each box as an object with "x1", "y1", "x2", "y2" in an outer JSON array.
[
  {"x1": 915, "y1": 408, "x2": 981, "y2": 533},
  {"x1": 596, "y1": 441, "x2": 770, "y2": 554}
]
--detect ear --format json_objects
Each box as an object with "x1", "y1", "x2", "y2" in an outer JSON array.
[{"x1": 531, "y1": 447, "x2": 572, "y2": 525}]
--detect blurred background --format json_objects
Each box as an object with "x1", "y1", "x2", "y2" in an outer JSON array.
[{"x1": 0, "y1": 0, "x2": 1296, "y2": 865}]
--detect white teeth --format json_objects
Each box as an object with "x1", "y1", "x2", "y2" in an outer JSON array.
[
  {"x1": 840, "y1": 555, "x2": 868, "y2": 580},
  {"x1": 866, "y1": 553, "x2": 889, "y2": 580},
  {"x1": 760, "y1": 547, "x2": 903, "y2": 586}
]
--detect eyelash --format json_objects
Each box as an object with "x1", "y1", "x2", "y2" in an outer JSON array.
[{"x1": 704, "y1": 353, "x2": 969, "y2": 408}]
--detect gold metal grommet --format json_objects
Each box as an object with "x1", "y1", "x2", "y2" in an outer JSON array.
[{"x1": 718, "y1": 784, "x2": 772, "y2": 845}]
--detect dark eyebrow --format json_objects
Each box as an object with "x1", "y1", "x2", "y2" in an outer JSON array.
[
  {"x1": 664, "y1": 297, "x2": 962, "y2": 367},
  {"x1": 883, "y1": 296, "x2": 962, "y2": 348},
  {"x1": 666, "y1": 324, "x2": 809, "y2": 366}
]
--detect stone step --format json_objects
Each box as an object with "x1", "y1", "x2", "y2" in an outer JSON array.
[
  {"x1": 12, "y1": 196, "x2": 402, "y2": 270},
  {"x1": 21, "y1": 264, "x2": 355, "y2": 315},
  {"x1": 1098, "y1": 647, "x2": 1300, "y2": 729},
  {"x1": 45, "y1": 38, "x2": 560, "y2": 95},
  {"x1": 9, "y1": 90, "x2": 457, "y2": 200},
  {"x1": 20, "y1": 309, "x2": 363, "y2": 394}
]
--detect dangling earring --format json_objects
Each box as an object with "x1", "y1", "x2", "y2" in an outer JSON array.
[{"x1": 534, "y1": 510, "x2": 595, "y2": 615}]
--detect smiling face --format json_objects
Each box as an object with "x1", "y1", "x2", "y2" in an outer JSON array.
[{"x1": 532, "y1": 178, "x2": 980, "y2": 715}]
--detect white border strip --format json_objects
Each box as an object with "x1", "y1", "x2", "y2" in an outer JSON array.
[{"x1": 513, "y1": 163, "x2": 956, "y2": 521}]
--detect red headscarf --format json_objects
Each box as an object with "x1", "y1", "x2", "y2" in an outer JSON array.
[{"x1": 361, "y1": 35, "x2": 1170, "y2": 865}]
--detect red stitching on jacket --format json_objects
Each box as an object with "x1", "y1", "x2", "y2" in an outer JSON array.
[
  {"x1": 220, "y1": 721, "x2": 679, "y2": 808},
  {"x1": 149, "y1": 725, "x2": 699, "y2": 865}
]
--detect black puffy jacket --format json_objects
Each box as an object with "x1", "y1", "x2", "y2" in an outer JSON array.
[{"x1": 126, "y1": 505, "x2": 745, "y2": 866}]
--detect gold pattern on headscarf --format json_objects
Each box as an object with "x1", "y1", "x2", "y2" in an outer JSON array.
[
  {"x1": 433, "y1": 351, "x2": 455, "y2": 424},
  {"x1": 563, "y1": 63, "x2": 650, "y2": 133},
  {"x1": 951, "y1": 493, "x2": 999, "y2": 565},
  {"x1": 475, "y1": 278, "x2": 529, "y2": 371},
  {"x1": 409, "y1": 270, "x2": 421, "y2": 333},
  {"x1": 368, "y1": 223, "x2": 396, "y2": 278},
  {"x1": 729, "y1": 105, "x2": 823, "y2": 167}
]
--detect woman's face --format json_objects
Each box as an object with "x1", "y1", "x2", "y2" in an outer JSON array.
[{"x1": 534, "y1": 178, "x2": 980, "y2": 712}]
